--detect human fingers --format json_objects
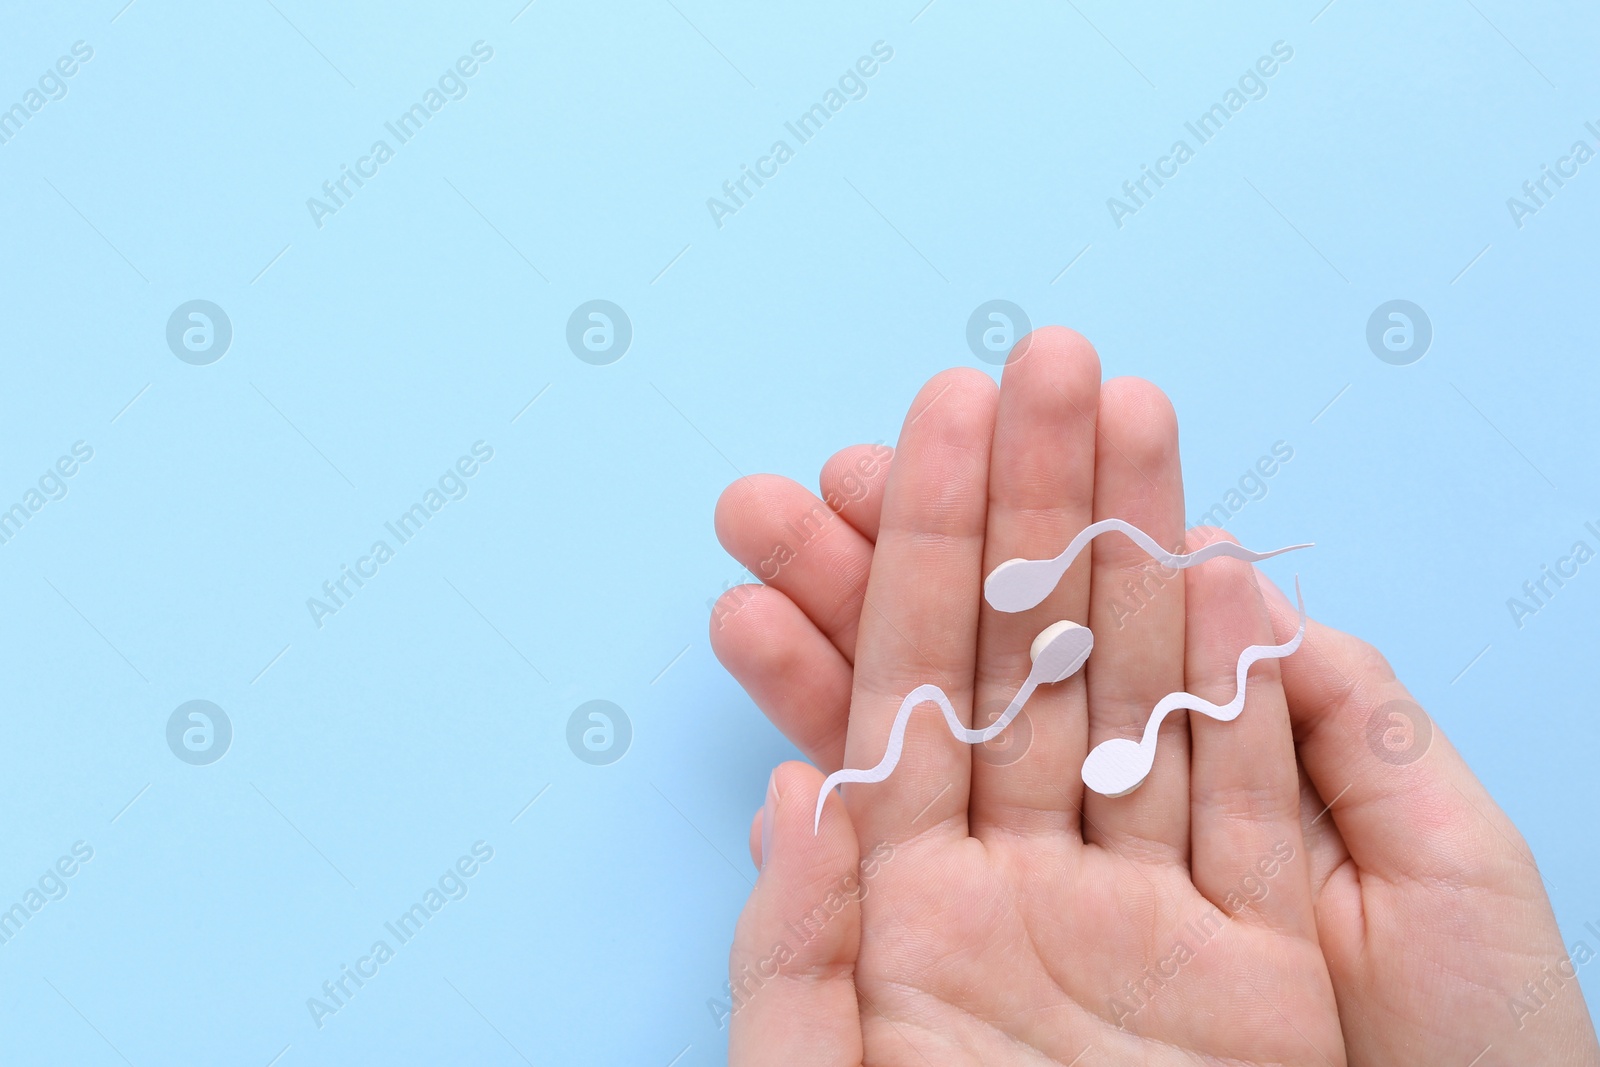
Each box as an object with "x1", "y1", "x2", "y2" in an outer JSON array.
[
  {"x1": 1255, "y1": 571, "x2": 1528, "y2": 888},
  {"x1": 716, "y1": 474, "x2": 874, "y2": 664},
  {"x1": 1081, "y1": 378, "x2": 1189, "y2": 859},
  {"x1": 1295, "y1": 763, "x2": 1353, "y2": 902},
  {"x1": 712, "y1": 583, "x2": 852, "y2": 772},
  {"x1": 729, "y1": 762, "x2": 864, "y2": 1066},
  {"x1": 1183, "y1": 534, "x2": 1316, "y2": 937},
  {"x1": 969, "y1": 327, "x2": 1101, "y2": 840},
  {"x1": 819, "y1": 444, "x2": 893, "y2": 543},
  {"x1": 1258, "y1": 572, "x2": 1600, "y2": 1067},
  {"x1": 837, "y1": 368, "x2": 997, "y2": 846}
]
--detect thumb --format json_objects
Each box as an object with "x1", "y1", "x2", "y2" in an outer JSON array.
[
  {"x1": 1254, "y1": 569, "x2": 1529, "y2": 885},
  {"x1": 729, "y1": 761, "x2": 865, "y2": 1067}
]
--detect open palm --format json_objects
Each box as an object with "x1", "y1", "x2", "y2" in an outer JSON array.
[
  {"x1": 721, "y1": 332, "x2": 1344, "y2": 1065},
  {"x1": 716, "y1": 329, "x2": 1600, "y2": 1065}
]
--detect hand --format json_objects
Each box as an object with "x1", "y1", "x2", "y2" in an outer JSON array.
[
  {"x1": 716, "y1": 330, "x2": 1345, "y2": 1064},
  {"x1": 712, "y1": 329, "x2": 1600, "y2": 1065}
]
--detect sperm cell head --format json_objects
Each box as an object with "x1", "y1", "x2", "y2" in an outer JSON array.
[
  {"x1": 1028, "y1": 620, "x2": 1093, "y2": 684},
  {"x1": 1081, "y1": 737, "x2": 1150, "y2": 797},
  {"x1": 985, "y1": 558, "x2": 1052, "y2": 614}
]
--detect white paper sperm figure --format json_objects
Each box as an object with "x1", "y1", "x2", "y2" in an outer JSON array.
[
  {"x1": 1079, "y1": 575, "x2": 1308, "y2": 798},
  {"x1": 813, "y1": 620, "x2": 1094, "y2": 833},
  {"x1": 811, "y1": 519, "x2": 1313, "y2": 831},
  {"x1": 984, "y1": 518, "x2": 1311, "y2": 614}
]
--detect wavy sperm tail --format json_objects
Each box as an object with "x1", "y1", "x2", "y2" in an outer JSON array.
[{"x1": 985, "y1": 518, "x2": 1312, "y2": 613}]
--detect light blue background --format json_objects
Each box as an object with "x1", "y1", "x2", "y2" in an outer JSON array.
[{"x1": 2, "y1": 0, "x2": 1596, "y2": 1062}]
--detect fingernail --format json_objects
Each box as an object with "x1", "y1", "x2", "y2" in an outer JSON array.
[{"x1": 760, "y1": 771, "x2": 778, "y2": 870}]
